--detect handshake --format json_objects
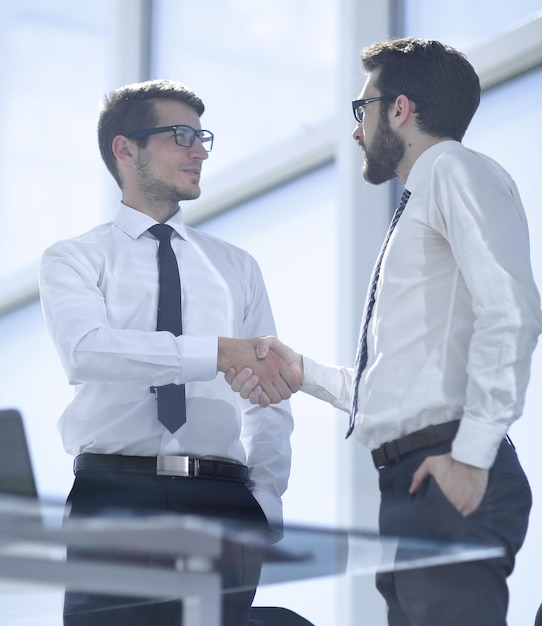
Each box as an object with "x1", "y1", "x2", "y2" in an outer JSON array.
[{"x1": 218, "y1": 337, "x2": 303, "y2": 407}]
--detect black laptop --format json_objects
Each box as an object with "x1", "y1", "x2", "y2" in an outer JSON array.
[{"x1": 0, "y1": 409, "x2": 38, "y2": 498}]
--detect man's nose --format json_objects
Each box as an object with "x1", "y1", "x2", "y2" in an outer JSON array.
[{"x1": 352, "y1": 124, "x2": 363, "y2": 142}]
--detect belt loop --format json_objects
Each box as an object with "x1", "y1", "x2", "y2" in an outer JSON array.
[
  {"x1": 191, "y1": 458, "x2": 200, "y2": 477},
  {"x1": 388, "y1": 440, "x2": 400, "y2": 464}
]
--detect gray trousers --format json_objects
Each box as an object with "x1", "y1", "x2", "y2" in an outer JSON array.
[{"x1": 376, "y1": 438, "x2": 531, "y2": 626}]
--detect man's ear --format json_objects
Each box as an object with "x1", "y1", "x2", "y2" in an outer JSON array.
[
  {"x1": 390, "y1": 94, "x2": 412, "y2": 128},
  {"x1": 112, "y1": 135, "x2": 137, "y2": 165}
]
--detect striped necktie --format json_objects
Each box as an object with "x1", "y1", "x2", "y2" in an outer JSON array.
[{"x1": 346, "y1": 189, "x2": 411, "y2": 439}]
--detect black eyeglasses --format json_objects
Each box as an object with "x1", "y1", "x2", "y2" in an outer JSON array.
[
  {"x1": 352, "y1": 96, "x2": 396, "y2": 123},
  {"x1": 128, "y1": 125, "x2": 214, "y2": 152}
]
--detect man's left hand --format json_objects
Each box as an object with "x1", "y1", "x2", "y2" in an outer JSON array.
[{"x1": 409, "y1": 453, "x2": 489, "y2": 516}]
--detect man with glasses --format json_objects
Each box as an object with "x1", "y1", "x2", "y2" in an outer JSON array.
[
  {"x1": 40, "y1": 79, "x2": 299, "y2": 626},
  {"x1": 227, "y1": 38, "x2": 541, "y2": 625}
]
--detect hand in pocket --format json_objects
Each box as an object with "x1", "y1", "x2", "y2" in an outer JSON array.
[{"x1": 409, "y1": 453, "x2": 488, "y2": 516}]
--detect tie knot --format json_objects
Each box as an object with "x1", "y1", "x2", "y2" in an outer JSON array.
[
  {"x1": 149, "y1": 224, "x2": 174, "y2": 241},
  {"x1": 400, "y1": 189, "x2": 411, "y2": 208}
]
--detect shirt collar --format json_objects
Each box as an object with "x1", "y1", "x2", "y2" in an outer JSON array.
[
  {"x1": 405, "y1": 140, "x2": 461, "y2": 196},
  {"x1": 113, "y1": 202, "x2": 190, "y2": 241}
]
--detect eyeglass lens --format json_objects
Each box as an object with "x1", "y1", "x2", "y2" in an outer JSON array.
[
  {"x1": 175, "y1": 126, "x2": 213, "y2": 151},
  {"x1": 354, "y1": 105, "x2": 364, "y2": 123}
]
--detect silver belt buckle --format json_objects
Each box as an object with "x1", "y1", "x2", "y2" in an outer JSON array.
[{"x1": 157, "y1": 455, "x2": 199, "y2": 477}]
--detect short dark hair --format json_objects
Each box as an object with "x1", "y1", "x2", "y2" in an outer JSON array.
[
  {"x1": 361, "y1": 38, "x2": 480, "y2": 141},
  {"x1": 98, "y1": 79, "x2": 205, "y2": 187}
]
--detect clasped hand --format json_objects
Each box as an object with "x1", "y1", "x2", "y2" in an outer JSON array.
[{"x1": 220, "y1": 337, "x2": 303, "y2": 407}]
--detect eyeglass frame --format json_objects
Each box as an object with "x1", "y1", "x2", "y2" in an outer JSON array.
[
  {"x1": 127, "y1": 125, "x2": 214, "y2": 152},
  {"x1": 351, "y1": 96, "x2": 397, "y2": 124}
]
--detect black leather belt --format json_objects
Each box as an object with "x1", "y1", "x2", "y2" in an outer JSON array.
[
  {"x1": 371, "y1": 420, "x2": 460, "y2": 469},
  {"x1": 74, "y1": 453, "x2": 249, "y2": 483}
]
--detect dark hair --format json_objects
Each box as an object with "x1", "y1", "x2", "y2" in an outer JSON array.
[
  {"x1": 98, "y1": 79, "x2": 205, "y2": 187},
  {"x1": 361, "y1": 38, "x2": 480, "y2": 141}
]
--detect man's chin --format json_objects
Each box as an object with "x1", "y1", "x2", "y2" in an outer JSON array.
[
  {"x1": 362, "y1": 164, "x2": 394, "y2": 186},
  {"x1": 177, "y1": 186, "x2": 201, "y2": 202}
]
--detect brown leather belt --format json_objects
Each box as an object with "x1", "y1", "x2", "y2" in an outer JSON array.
[
  {"x1": 74, "y1": 453, "x2": 249, "y2": 483},
  {"x1": 371, "y1": 420, "x2": 460, "y2": 469}
]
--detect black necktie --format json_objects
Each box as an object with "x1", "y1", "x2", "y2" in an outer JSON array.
[
  {"x1": 149, "y1": 224, "x2": 186, "y2": 433},
  {"x1": 346, "y1": 189, "x2": 411, "y2": 439}
]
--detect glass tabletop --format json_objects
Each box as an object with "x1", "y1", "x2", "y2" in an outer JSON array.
[{"x1": 0, "y1": 494, "x2": 504, "y2": 625}]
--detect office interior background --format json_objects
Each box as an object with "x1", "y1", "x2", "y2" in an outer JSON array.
[{"x1": 0, "y1": 0, "x2": 541, "y2": 623}]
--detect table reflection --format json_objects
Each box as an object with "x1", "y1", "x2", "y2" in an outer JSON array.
[{"x1": 0, "y1": 495, "x2": 504, "y2": 625}]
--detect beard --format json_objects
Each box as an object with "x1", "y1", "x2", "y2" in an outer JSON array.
[
  {"x1": 362, "y1": 116, "x2": 405, "y2": 185},
  {"x1": 135, "y1": 152, "x2": 201, "y2": 205}
]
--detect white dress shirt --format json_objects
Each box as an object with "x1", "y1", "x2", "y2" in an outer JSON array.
[
  {"x1": 302, "y1": 141, "x2": 542, "y2": 469},
  {"x1": 39, "y1": 202, "x2": 293, "y2": 524}
]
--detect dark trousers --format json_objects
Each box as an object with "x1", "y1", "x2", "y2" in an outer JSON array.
[
  {"x1": 376, "y1": 438, "x2": 531, "y2": 626},
  {"x1": 63, "y1": 469, "x2": 268, "y2": 626}
]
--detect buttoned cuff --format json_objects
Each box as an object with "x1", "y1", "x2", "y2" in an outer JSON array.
[
  {"x1": 300, "y1": 356, "x2": 352, "y2": 413},
  {"x1": 300, "y1": 355, "x2": 322, "y2": 389},
  {"x1": 176, "y1": 335, "x2": 218, "y2": 382},
  {"x1": 451, "y1": 417, "x2": 508, "y2": 469}
]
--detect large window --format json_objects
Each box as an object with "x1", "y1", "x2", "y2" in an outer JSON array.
[
  {"x1": 403, "y1": 0, "x2": 542, "y2": 49},
  {"x1": 151, "y1": 0, "x2": 338, "y2": 178},
  {"x1": 0, "y1": 0, "x2": 113, "y2": 286}
]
